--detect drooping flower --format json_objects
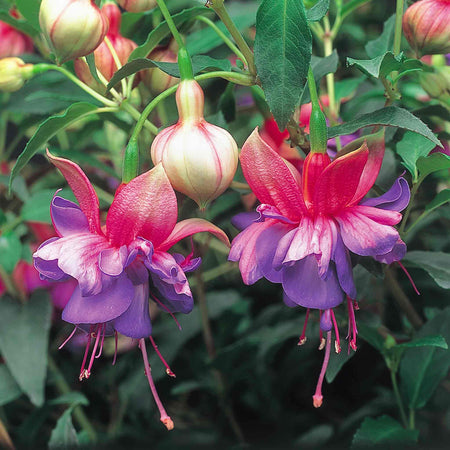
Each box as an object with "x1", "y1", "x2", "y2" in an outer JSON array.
[
  {"x1": 33, "y1": 152, "x2": 229, "y2": 429},
  {"x1": 229, "y1": 128, "x2": 410, "y2": 406}
]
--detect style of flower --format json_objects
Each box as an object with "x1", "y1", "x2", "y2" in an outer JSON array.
[
  {"x1": 33, "y1": 152, "x2": 229, "y2": 429},
  {"x1": 229, "y1": 128, "x2": 410, "y2": 407}
]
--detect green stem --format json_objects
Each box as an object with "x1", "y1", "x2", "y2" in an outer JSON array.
[
  {"x1": 104, "y1": 36, "x2": 128, "y2": 95},
  {"x1": 390, "y1": 370, "x2": 409, "y2": 428},
  {"x1": 196, "y1": 16, "x2": 247, "y2": 64},
  {"x1": 307, "y1": 66, "x2": 320, "y2": 107},
  {"x1": 0, "y1": 94, "x2": 9, "y2": 158},
  {"x1": 156, "y1": 0, "x2": 184, "y2": 50},
  {"x1": 409, "y1": 408, "x2": 416, "y2": 430},
  {"x1": 209, "y1": 0, "x2": 256, "y2": 76},
  {"x1": 323, "y1": 16, "x2": 337, "y2": 121},
  {"x1": 121, "y1": 101, "x2": 159, "y2": 135},
  {"x1": 393, "y1": 0, "x2": 405, "y2": 57},
  {"x1": 47, "y1": 356, "x2": 97, "y2": 442}
]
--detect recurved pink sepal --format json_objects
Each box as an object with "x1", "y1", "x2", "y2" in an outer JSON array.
[{"x1": 106, "y1": 163, "x2": 177, "y2": 248}]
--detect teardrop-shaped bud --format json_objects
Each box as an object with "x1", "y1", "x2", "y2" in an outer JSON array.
[
  {"x1": 39, "y1": 0, "x2": 109, "y2": 64},
  {"x1": 117, "y1": 0, "x2": 157, "y2": 13},
  {"x1": 0, "y1": 57, "x2": 34, "y2": 92},
  {"x1": 151, "y1": 80, "x2": 239, "y2": 209},
  {"x1": 403, "y1": 0, "x2": 450, "y2": 57}
]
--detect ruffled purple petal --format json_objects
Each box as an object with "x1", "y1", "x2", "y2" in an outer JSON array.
[
  {"x1": 51, "y1": 196, "x2": 89, "y2": 236},
  {"x1": 231, "y1": 211, "x2": 260, "y2": 231},
  {"x1": 34, "y1": 238, "x2": 69, "y2": 281},
  {"x1": 114, "y1": 283, "x2": 152, "y2": 338},
  {"x1": 150, "y1": 274, "x2": 193, "y2": 314},
  {"x1": 360, "y1": 177, "x2": 410, "y2": 212},
  {"x1": 374, "y1": 238, "x2": 407, "y2": 264},
  {"x1": 173, "y1": 254, "x2": 202, "y2": 273},
  {"x1": 282, "y1": 256, "x2": 344, "y2": 309},
  {"x1": 98, "y1": 245, "x2": 128, "y2": 277},
  {"x1": 62, "y1": 274, "x2": 134, "y2": 324}
]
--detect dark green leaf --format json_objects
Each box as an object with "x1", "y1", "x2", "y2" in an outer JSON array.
[
  {"x1": 129, "y1": 6, "x2": 210, "y2": 60},
  {"x1": 326, "y1": 349, "x2": 356, "y2": 383},
  {"x1": 357, "y1": 323, "x2": 385, "y2": 352},
  {"x1": 365, "y1": 14, "x2": 395, "y2": 58},
  {"x1": 306, "y1": 0, "x2": 329, "y2": 22},
  {"x1": 0, "y1": 232, "x2": 22, "y2": 273},
  {"x1": 107, "y1": 55, "x2": 232, "y2": 91},
  {"x1": 49, "y1": 392, "x2": 89, "y2": 407},
  {"x1": 328, "y1": 106, "x2": 441, "y2": 147},
  {"x1": 16, "y1": 0, "x2": 41, "y2": 32},
  {"x1": 0, "y1": 294, "x2": 52, "y2": 406},
  {"x1": 399, "y1": 307, "x2": 450, "y2": 409},
  {"x1": 254, "y1": 0, "x2": 312, "y2": 129},
  {"x1": 425, "y1": 189, "x2": 450, "y2": 213},
  {"x1": 85, "y1": 53, "x2": 102, "y2": 84},
  {"x1": 218, "y1": 83, "x2": 236, "y2": 123},
  {"x1": 0, "y1": 9, "x2": 37, "y2": 36},
  {"x1": 9, "y1": 102, "x2": 99, "y2": 188},
  {"x1": 396, "y1": 131, "x2": 435, "y2": 181},
  {"x1": 335, "y1": 76, "x2": 365, "y2": 101},
  {"x1": 395, "y1": 335, "x2": 448, "y2": 349},
  {"x1": 48, "y1": 409, "x2": 79, "y2": 449},
  {"x1": 352, "y1": 415, "x2": 419, "y2": 447},
  {"x1": 0, "y1": 364, "x2": 22, "y2": 406},
  {"x1": 417, "y1": 153, "x2": 450, "y2": 182},
  {"x1": 403, "y1": 251, "x2": 450, "y2": 289},
  {"x1": 342, "y1": 0, "x2": 372, "y2": 20}
]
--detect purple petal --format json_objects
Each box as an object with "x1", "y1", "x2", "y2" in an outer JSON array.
[
  {"x1": 256, "y1": 204, "x2": 297, "y2": 224},
  {"x1": 283, "y1": 292, "x2": 299, "y2": 308},
  {"x1": 34, "y1": 238, "x2": 69, "y2": 281},
  {"x1": 62, "y1": 274, "x2": 134, "y2": 324},
  {"x1": 150, "y1": 274, "x2": 193, "y2": 314},
  {"x1": 360, "y1": 177, "x2": 410, "y2": 212},
  {"x1": 51, "y1": 196, "x2": 89, "y2": 236},
  {"x1": 114, "y1": 283, "x2": 152, "y2": 338},
  {"x1": 98, "y1": 245, "x2": 128, "y2": 277},
  {"x1": 231, "y1": 211, "x2": 260, "y2": 231},
  {"x1": 333, "y1": 233, "x2": 357, "y2": 298},
  {"x1": 374, "y1": 239, "x2": 407, "y2": 264},
  {"x1": 282, "y1": 256, "x2": 344, "y2": 309},
  {"x1": 173, "y1": 254, "x2": 202, "y2": 273},
  {"x1": 125, "y1": 260, "x2": 149, "y2": 285}
]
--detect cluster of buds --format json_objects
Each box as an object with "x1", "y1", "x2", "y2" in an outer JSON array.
[
  {"x1": 0, "y1": 10, "x2": 34, "y2": 58},
  {"x1": 403, "y1": 0, "x2": 450, "y2": 57},
  {"x1": 39, "y1": 0, "x2": 109, "y2": 64},
  {"x1": 74, "y1": 2, "x2": 138, "y2": 93},
  {"x1": 151, "y1": 79, "x2": 238, "y2": 209},
  {"x1": 0, "y1": 57, "x2": 34, "y2": 92},
  {"x1": 117, "y1": 0, "x2": 157, "y2": 12}
]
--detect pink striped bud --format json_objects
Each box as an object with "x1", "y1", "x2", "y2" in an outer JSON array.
[
  {"x1": 117, "y1": 0, "x2": 157, "y2": 12},
  {"x1": 39, "y1": 0, "x2": 109, "y2": 64},
  {"x1": 74, "y1": 2, "x2": 137, "y2": 93},
  {"x1": 0, "y1": 10, "x2": 34, "y2": 58},
  {"x1": 0, "y1": 57, "x2": 34, "y2": 92},
  {"x1": 151, "y1": 80, "x2": 239, "y2": 209},
  {"x1": 142, "y1": 40, "x2": 179, "y2": 95},
  {"x1": 403, "y1": 0, "x2": 450, "y2": 57}
]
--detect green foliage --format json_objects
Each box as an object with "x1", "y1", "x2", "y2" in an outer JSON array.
[
  {"x1": 0, "y1": 232, "x2": 22, "y2": 273},
  {"x1": 403, "y1": 252, "x2": 450, "y2": 289},
  {"x1": 306, "y1": 0, "x2": 329, "y2": 22}
]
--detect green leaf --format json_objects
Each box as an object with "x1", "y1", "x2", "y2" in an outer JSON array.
[
  {"x1": 16, "y1": 0, "x2": 41, "y2": 32},
  {"x1": 425, "y1": 189, "x2": 450, "y2": 213},
  {"x1": 417, "y1": 153, "x2": 450, "y2": 182},
  {"x1": 342, "y1": 0, "x2": 372, "y2": 19},
  {"x1": 0, "y1": 232, "x2": 22, "y2": 273},
  {"x1": 403, "y1": 251, "x2": 450, "y2": 289},
  {"x1": 395, "y1": 335, "x2": 448, "y2": 350},
  {"x1": 0, "y1": 294, "x2": 52, "y2": 406},
  {"x1": 357, "y1": 322, "x2": 385, "y2": 352},
  {"x1": 306, "y1": 0, "x2": 329, "y2": 22},
  {"x1": 399, "y1": 307, "x2": 450, "y2": 409},
  {"x1": 0, "y1": 364, "x2": 22, "y2": 406},
  {"x1": 108, "y1": 55, "x2": 232, "y2": 91},
  {"x1": 85, "y1": 53, "x2": 102, "y2": 84},
  {"x1": 9, "y1": 102, "x2": 99, "y2": 188},
  {"x1": 396, "y1": 131, "x2": 435, "y2": 181},
  {"x1": 326, "y1": 349, "x2": 356, "y2": 383},
  {"x1": 218, "y1": 82, "x2": 236, "y2": 123},
  {"x1": 0, "y1": 9, "x2": 38, "y2": 36},
  {"x1": 254, "y1": 0, "x2": 312, "y2": 129},
  {"x1": 49, "y1": 392, "x2": 89, "y2": 407},
  {"x1": 129, "y1": 6, "x2": 210, "y2": 60},
  {"x1": 334, "y1": 76, "x2": 365, "y2": 101},
  {"x1": 48, "y1": 408, "x2": 79, "y2": 450},
  {"x1": 365, "y1": 14, "x2": 395, "y2": 58},
  {"x1": 352, "y1": 415, "x2": 419, "y2": 447},
  {"x1": 328, "y1": 106, "x2": 441, "y2": 147}
]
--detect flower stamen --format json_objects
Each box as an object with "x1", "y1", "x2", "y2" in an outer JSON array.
[
  {"x1": 149, "y1": 335, "x2": 176, "y2": 377},
  {"x1": 298, "y1": 308, "x2": 310, "y2": 345},
  {"x1": 313, "y1": 330, "x2": 332, "y2": 408},
  {"x1": 396, "y1": 261, "x2": 421, "y2": 296},
  {"x1": 331, "y1": 310, "x2": 341, "y2": 353},
  {"x1": 79, "y1": 325, "x2": 94, "y2": 381},
  {"x1": 59, "y1": 325, "x2": 78, "y2": 350},
  {"x1": 347, "y1": 297, "x2": 358, "y2": 352}
]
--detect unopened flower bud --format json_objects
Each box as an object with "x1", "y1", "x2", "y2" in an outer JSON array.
[
  {"x1": 74, "y1": 2, "x2": 137, "y2": 92},
  {"x1": 0, "y1": 57, "x2": 34, "y2": 92},
  {"x1": 39, "y1": 0, "x2": 109, "y2": 64},
  {"x1": 151, "y1": 80, "x2": 238, "y2": 209},
  {"x1": 0, "y1": 10, "x2": 34, "y2": 58},
  {"x1": 117, "y1": 0, "x2": 157, "y2": 12},
  {"x1": 403, "y1": 0, "x2": 450, "y2": 57},
  {"x1": 142, "y1": 40, "x2": 179, "y2": 95}
]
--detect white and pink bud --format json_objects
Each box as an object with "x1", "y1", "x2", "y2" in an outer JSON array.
[
  {"x1": 74, "y1": 2, "x2": 138, "y2": 92},
  {"x1": 0, "y1": 57, "x2": 34, "y2": 92},
  {"x1": 142, "y1": 40, "x2": 179, "y2": 95},
  {"x1": 151, "y1": 79, "x2": 239, "y2": 209},
  {"x1": 39, "y1": 0, "x2": 109, "y2": 64},
  {"x1": 117, "y1": 0, "x2": 157, "y2": 12},
  {"x1": 403, "y1": 0, "x2": 450, "y2": 57},
  {"x1": 0, "y1": 10, "x2": 34, "y2": 58}
]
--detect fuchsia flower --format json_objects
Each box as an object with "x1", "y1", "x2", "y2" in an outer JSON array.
[
  {"x1": 33, "y1": 152, "x2": 229, "y2": 429},
  {"x1": 229, "y1": 129, "x2": 410, "y2": 407}
]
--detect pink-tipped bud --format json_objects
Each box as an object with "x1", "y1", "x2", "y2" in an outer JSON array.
[
  {"x1": 142, "y1": 40, "x2": 179, "y2": 95},
  {"x1": 0, "y1": 10, "x2": 34, "y2": 58},
  {"x1": 151, "y1": 80, "x2": 239, "y2": 209},
  {"x1": 39, "y1": 0, "x2": 109, "y2": 64},
  {"x1": 403, "y1": 0, "x2": 450, "y2": 57},
  {"x1": 0, "y1": 57, "x2": 34, "y2": 92},
  {"x1": 117, "y1": 0, "x2": 157, "y2": 12},
  {"x1": 74, "y1": 2, "x2": 137, "y2": 93}
]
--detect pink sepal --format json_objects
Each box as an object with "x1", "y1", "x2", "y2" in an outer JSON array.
[
  {"x1": 240, "y1": 128, "x2": 306, "y2": 222},
  {"x1": 106, "y1": 163, "x2": 177, "y2": 248},
  {"x1": 47, "y1": 150, "x2": 102, "y2": 235},
  {"x1": 158, "y1": 218, "x2": 230, "y2": 252}
]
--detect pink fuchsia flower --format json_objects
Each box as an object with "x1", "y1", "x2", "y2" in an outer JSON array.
[
  {"x1": 33, "y1": 152, "x2": 229, "y2": 429},
  {"x1": 229, "y1": 129, "x2": 410, "y2": 407}
]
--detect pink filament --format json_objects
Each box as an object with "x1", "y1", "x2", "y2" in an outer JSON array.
[
  {"x1": 139, "y1": 338, "x2": 174, "y2": 431},
  {"x1": 150, "y1": 292, "x2": 182, "y2": 331},
  {"x1": 86, "y1": 324, "x2": 102, "y2": 377},
  {"x1": 149, "y1": 336, "x2": 176, "y2": 377},
  {"x1": 397, "y1": 261, "x2": 421, "y2": 296},
  {"x1": 313, "y1": 330, "x2": 332, "y2": 408},
  {"x1": 59, "y1": 326, "x2": 77, "y2": 350},
  {"x1": 330, "y1": 310, "x2": 341, "y2": 353},
  {"x1": 298, "y1": 308, "x2": 310, "y2": 345},
  {"x1": 347, "y1": 297, "x2": 358, "y2": 352},
  {"x1": 79, "y1": 325, "x2": 94, "y2": 381},
  {"x1": 95, "y1": 323, "x2": 106, "y2": 359}
]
